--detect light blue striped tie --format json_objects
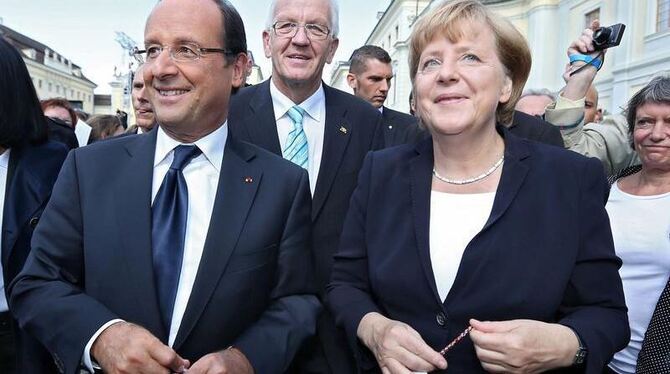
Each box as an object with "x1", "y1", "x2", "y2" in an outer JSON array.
[{"x1": 283, "y1": 105, "x2": 309, "y2": 169}]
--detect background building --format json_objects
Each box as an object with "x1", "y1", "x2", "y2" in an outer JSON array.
[
  {"x1": 330, "y1": 0, "x2": 670, "y2": 116},
  {"x1": 0, "y1": 23, "x2": 97, "y2": 113}
]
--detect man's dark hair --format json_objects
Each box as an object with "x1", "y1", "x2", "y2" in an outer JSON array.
[
  {"x1": 349, "y1": 45, "x2": 392, "y2": 75},
  {"x1": 625, "y1": 74, "x2": 670, "y2": 149},
  {"x1": 0, "y1": 37, "x2": 48, "y2": 148},
  {"x1": 212, "y1": 0, "x2": 247, "y2": 63}
]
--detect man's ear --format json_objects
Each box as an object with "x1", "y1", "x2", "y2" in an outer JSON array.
[
  {"x1": 262, "y1": 30, "x2": 272, "y2": 58},
  {"x1": 231, "y1": 53, "x2": 249, "y2": 89},
  {"x1": 325, "y1": 37, "x2": 339, "y2": 64},
  {"x1": 347, "y1": 73, "x2": 357, "y2": 91}
]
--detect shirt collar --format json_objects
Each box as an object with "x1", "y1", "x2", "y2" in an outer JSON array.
[
  {"x1": 154, "y1": 123, "x2": 227, "y2": 172},
  {"x1": 269, "y1": 77, "x2": 324, "y2": 123},
  {"x1": 0, "y1": 149, "x2": 10, "y2": 169},
  {"x1": 378, "y1": 106, "x2": 384, "y2": 114}
]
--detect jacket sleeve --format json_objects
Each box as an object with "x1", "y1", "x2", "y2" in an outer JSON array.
[
  {"x1": 326, "y1": 152, "x2": 382, "y2": 370},
  {"x1": 557, "y1": 157, "x2": 630, "y2": 373},
  {"x1": 9, "y1": 151, "x2": 120, "y2": 374},
  {"x1": 544, "y1": 96, "x2": 639, "y2": 176},
  {"x1": 233, "y1": 169, "x2": 321, "y2": 373}
]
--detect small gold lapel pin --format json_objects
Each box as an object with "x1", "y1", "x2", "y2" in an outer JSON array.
[
  {"x1": 339, "y1": 126, "x2": 348, "y2": 134},
  {"x1": 244, "y1": 176, "x2": 253, "y2": 183}
]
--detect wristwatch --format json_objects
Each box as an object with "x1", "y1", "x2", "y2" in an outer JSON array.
[{"x1": 572, "y1": 331, "x2": 588, "y2": 365}]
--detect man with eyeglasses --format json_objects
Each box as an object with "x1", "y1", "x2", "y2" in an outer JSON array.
[
  {"x1": 10, "y1": 0, "x2": 319, "y2": 373},
  {"x1": 228, "y1": 0, "x2": 384, "y2": 373}
]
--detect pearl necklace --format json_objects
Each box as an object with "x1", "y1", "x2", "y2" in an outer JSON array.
[{"x1": 432, "y1": 155, "x2": 504, "y2": 185}]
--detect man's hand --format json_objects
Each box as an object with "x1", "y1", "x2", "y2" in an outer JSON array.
[
  {"x1": 357, "y1": 312, "x2": 447, "y2": 374},
  {"x1": 470, "y1": 319, "x2": 580, "y2": 374},
  {"x1": 563, "y1": 20, "x2": 604, "y2": 100},
  {"x1": 91, "y1": 322, "x2": 189, "y2": 373},
  {"x1": 186, "y1": 347, "x2": 254, "y2": 374}
]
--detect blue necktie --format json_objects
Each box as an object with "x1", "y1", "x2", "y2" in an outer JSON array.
[
  {"x1": 151, "y1": 144, "x2": 202, "y2": 334},
  {"x1": 283, "y1": 105, "x2": 309, "y2": 169}
]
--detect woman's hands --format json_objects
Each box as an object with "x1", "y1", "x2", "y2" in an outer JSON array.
[
  {"x1": 470, "y1": 319, "x2": 580, "y2": 373},
  {"x1": 357, "y1": 312, "x2": 448, "y2": 374}
]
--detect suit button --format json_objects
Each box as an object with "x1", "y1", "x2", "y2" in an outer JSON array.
[
  {"x1": 29, "y1": 216, "x2": 39, "y2": 228},
  {"x1": 436, "y1": 312, "x2": 447, "y2": 327}
]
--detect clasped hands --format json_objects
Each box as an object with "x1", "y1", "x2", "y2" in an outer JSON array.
[
  {"x1": 357, "y1": 312, "x2": 579, "y2": 374},
  {"x1": 91, "y1": 322, "x2": 254, "y2": 373}
]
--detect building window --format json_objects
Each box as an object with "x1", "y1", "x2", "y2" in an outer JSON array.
[
  {"x1": 71, "y1": 89, "x2": 74, "y2": 97},
  {"x1": 56, "y1": 85, "x2": 60, "y2": 94},
  {"x1": 395, "y1": 25, "x2": 399, "y2": 41},
  {"x1": 659, "y1": 0, "x2": 670, "y2": 32},
  {"x1": 48, "y1": 82, "x2": 52, "y2": 92},
  {"x1": 388, "y1": 34, "x2": 391, "y2": 48},
  {"x1": 584, "y1": 8, "x2": 600, "y2": 28}
]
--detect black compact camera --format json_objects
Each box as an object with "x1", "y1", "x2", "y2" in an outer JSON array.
[{"x1": 592, "y1": 23, "x2": 625, "y2": 51}]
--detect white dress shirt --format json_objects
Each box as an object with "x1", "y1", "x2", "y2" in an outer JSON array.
[
  {"x1": 75, "y1": 120, "x2": 92, "y2": 147},
  {"x1": 83, "y1": 124, "x2": 227, "y2": 371},
  {"x1": 429, "y1": 191, "x2": 495, "y2": 302},
  {"x1": 0, "y1": 149, "x2": 11, "y2": 312},
  {"x1": 270, "y1": 78, "x2": 325, "y2": 194}
]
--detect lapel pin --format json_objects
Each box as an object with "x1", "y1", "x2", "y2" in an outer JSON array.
[
  {"x1": 339, "y1": 126, "x2": 348, "y2": 134},
  {"x1": 244, "y1": 176, "x2": 253, "y2": 183}
]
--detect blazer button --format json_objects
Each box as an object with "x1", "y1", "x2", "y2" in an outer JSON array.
[
  {"x1": 29, "y1": 216, "x2": 40, "y2": 228},
  {"x1": 436, "y1": 312, "x2": 447, "y2": 327}
]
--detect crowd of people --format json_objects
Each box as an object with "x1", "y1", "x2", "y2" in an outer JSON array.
[{"x1": 0, "y1": 0, "x2": 668, "y2": 373}]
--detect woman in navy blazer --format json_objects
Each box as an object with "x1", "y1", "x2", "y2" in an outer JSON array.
[{"x1": 327, "y1": 1, "x2": 629, "y2": 373}]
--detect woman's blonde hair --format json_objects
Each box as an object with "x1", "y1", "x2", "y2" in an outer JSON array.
[{"x1": 408, "y1": 0, "x2": 531, "y2": 125}]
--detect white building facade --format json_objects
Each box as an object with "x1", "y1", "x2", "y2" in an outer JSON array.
[{"x1": 330, "y1": 0, "x2": 670, "y2": 116}]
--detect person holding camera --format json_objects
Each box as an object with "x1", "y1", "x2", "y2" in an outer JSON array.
[{"x1": 544, "y1": 20, "x2": 639, "y2": 178}]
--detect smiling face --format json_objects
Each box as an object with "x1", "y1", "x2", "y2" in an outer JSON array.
[
  {"x1": 633, "y1": 102, "x2": 670, "y2": 172},
  {"x1": 142, "y1": 0, "x2": 245, "y2": 141},
  {"x1": 131, "y1": 66, "x2": 155, "y2": 131},
  {"x1": 263, "y1": 0, "x2": 339, "y2": 100},
  {"x1": 347, "y1": 58, "x2": 393, "y2": 109},
  {"x1": 413, "y1": 23, "x2": 512, "y2": 138}
]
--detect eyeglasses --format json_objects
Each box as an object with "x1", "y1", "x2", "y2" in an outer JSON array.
[
  {"x1": 132, "y1": 43, "x2": 237, "y2": 64},
  {"x1": 271, "y1": 21, "x2": 331, "y2": 40}
]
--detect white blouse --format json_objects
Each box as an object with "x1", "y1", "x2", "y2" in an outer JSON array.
[
  {"x1": 429, "y1": 191, "x2": 495, "y2": 302},
  {"x1": 607, "y1": 182, "x2": 670, "y2": 374}
]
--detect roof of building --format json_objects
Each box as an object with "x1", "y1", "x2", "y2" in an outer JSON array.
[{"x1": 0, "y1": 24, "x2": 97, "y2": 86}]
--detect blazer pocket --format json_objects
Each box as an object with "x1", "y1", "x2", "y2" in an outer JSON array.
[{"x1": 226, "y1": 244, "x2": 277, "y2": 274}]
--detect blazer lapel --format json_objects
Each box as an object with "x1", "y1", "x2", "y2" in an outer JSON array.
[
  {"x1": 312, "y1": 85, "x2": 352, "y2": 219},
  {"x1": 2, "y1": 149, "x2": 45, "y2": 266},
  {"x1": 244, "y1": 80, "x2": 282, "y2": 156},
  {"x1": 481, "y1": 129, "x2": 530, "y2": 232},
  {"x1": 114, "y1": 130, "x2": 166, "y2": 339},
  {"x1": 173, "y1": 138, "x2": 261, "y2": 350},
  {"x1": 409, "y1": 138, "x2": 443, "y2": 305}
]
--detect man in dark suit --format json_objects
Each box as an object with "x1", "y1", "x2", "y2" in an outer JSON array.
[
  {"x1": 228, "y1": 0, "x2": 383, "y2": 372},
  {"x1": 347, "y1": 45, "x2": 424, "y2": 146},
  {"x1": 10, "y1": 1, "x2": 319, "y2": 373}
]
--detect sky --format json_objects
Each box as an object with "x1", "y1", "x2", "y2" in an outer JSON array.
[{"x1": 0, "y1": 0, "x2": 391, "y2": 94}]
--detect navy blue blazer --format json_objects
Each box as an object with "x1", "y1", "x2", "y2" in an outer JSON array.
[
  {"x1": 2, "y1": 141, "x2": 68, "y2": 373},
  {"x1": 327, "y1": 129, "x2": 629, "y2": 373},
  {"x1": 10, "y1": 129, "x2": 320, "y2": 374}
]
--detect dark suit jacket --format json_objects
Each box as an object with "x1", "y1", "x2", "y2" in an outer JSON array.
[
  {"x1": 510, "y1": 111, "x2": 565, "y2": 147},
  {"x1": 381, "y1": 106, "x2": 423, "y2": 146},
  {"x1": 327, "y1": 128, "x2": 629, "y2": 373},
  {"x1": 2, "y1": 141, "x2": 68, "y2": 373},
  {"x1": 10, "y1": 130, "x2": 320, "y2": 374},
  {"x1": 229, "y1": 80, "x2": 384, "y2": 372}
]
